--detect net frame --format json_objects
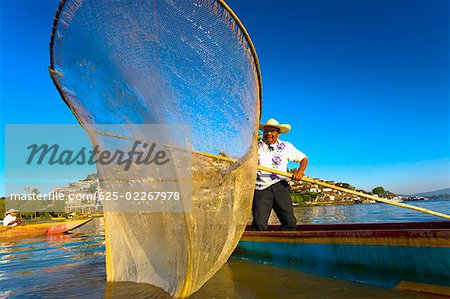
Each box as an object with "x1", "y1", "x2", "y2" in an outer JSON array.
[
  {"x1": 48, "y1": 0, "x2": 263, "y2": 296},
  {"x1": 49, "y1": 0, "x2": 263, "y2": 126}
]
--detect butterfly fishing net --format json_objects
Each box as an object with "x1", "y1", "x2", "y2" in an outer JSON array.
[{"x1": 50, "y1": 0, "x2": 261, "y2": 296}]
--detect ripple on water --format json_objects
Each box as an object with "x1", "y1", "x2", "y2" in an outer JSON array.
[{"x1": 0, "y1": 217, "x2": 442, "y2": 298}]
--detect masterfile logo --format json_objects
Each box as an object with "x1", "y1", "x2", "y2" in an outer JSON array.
[{"x1": 5, "y1": 124, "x2": 192, "y2": 213}]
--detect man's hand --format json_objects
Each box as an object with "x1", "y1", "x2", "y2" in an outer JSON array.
[
  {"x1": 9, "y1": 218, "x2": 23, "y2": 226},
  {"x1": 292, "y1": 170, "x2": 304, "y2": 181},
  {"x1": 292, "y1": 157, "x2": 308, "y2": 181}
]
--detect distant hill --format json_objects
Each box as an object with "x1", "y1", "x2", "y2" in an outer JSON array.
[{"x1": 413, "y1": 188, "x2": 450, "y2": 197}]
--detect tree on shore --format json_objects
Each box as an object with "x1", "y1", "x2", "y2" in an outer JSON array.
[
  {"x1": 372, "y1": 186, "x2": 385, "y2": 195},
  {"x1": 0, "y1": 197, "x2": 5, "y2": 215},
  {"x1": 85, "y1": 173, "x2": 98, "y2": 180},
  {"x1": 88, "y1": 183, "x2": 98, "y2": 193},
  {"x1": 336, "y1": 182, "x2": 356, "y2": 190},
  {"x1": 24, "y1": 187, "x2": 42, "y2": 219}
]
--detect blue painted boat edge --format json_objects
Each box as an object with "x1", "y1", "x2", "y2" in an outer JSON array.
[{"x1": 233, "y1": 240, "x2": 450, "y2": 295}]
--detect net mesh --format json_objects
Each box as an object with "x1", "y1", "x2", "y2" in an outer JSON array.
[{"x1": 50, "y1": 0, "x2": 261, "y2": 296}]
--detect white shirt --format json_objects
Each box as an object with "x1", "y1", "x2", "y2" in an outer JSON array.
[
  {"x1": 3, "y1": 214, "x2": 17, "y2": 226},
  {"x1": 256, "y1": 139, "x2": 307, "y2": 190}
]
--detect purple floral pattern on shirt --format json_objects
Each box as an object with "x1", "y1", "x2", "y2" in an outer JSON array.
[
  {"x1": 272, "y1": 156, "x2": 281, "y2": 167},
  {"x1": 255, "y1": 140, "x2": 293, "y2": 189},
  {"x1": 277, "y1": 142, "x2": 286, "y2": 151},
  {"x1": 270, "y1": 173, "x2": 279, "y2": 180},
  {"x1": 256, "y1": 170, "x2": 263, "y2": 182}
]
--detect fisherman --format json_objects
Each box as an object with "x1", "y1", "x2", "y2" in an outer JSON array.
[
  {"x1": 252, "y1": 118, "x2": 308, "y2": 231},
  {"x1": 3, "y1": 209, "x2": 22, "y2": 227}
]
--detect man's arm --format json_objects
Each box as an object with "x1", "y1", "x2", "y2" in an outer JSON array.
[
  {"x1": 5, "y1": 220, "x2": 14, "y2": 226},
  {"x1": 4, "y1": 216, "x2": 21, "y2": 226},
  {"x1": 3, "y1": 216, "x2": 12, "y2": 226},
  {"x1": 292, "y1": 157, "x2": 308, "y2": 181}
]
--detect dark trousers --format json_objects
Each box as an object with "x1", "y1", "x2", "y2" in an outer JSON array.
[{"x1": 251, "y1": 181, "x2": 297, "y2": 231}]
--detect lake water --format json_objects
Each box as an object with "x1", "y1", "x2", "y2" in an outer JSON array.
[
  {"x1": 1, "y1": 200, "x2": 448, "y2": 298},
  {"x1": 294, "y1": 199, "x2": 450, "y2": 224}
]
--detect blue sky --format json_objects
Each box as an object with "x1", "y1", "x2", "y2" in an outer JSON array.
[{"x1": 1, "y1": 0, "x2": 449, "y2": 195}]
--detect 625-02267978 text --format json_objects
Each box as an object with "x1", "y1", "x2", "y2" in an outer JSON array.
[
  {"x1": 96, "y1": 191, "x2": 181, "y2": 201},
  {"x1": 8, "y1": 191, "x2": 181, "y2": 202}
]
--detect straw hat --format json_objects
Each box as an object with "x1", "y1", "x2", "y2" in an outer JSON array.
[
  {"x1": 5, "y1": 209, "x2": 19, "y2": 214},
  {"x1": 259, "y1": 118, "x2": 291, "y2": 134}
]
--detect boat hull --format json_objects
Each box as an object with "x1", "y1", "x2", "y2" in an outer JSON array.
[
  {"x1": 233, "y1": 221, "x2": 450, "y2": 296},
  {"x1": 0, "y1": 219, "x2": 92, "y2": 241}
]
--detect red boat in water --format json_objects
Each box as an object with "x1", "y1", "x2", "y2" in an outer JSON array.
[{"x1": 0, "y1": 219, "x2": 92, "y2": 240}]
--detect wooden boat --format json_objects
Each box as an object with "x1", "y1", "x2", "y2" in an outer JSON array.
[
  {"x1": 0, "y1": 219, "x2": 92, "y2": 241},
  {"x1": 233, "y1": 221, "x2": 450, "y2": 296}
]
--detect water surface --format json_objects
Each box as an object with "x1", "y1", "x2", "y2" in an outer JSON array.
[
  {"x1": 1, "y1": 202, "x2": 448, "y2": 298},
  {"x1": 294, "y1": 199, "x2": 450, "y2": 223}
]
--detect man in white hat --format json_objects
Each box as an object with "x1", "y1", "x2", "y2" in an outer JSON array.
[
  {"x1": 252, "y1": 118, "x2": 308, "y2": 231},
  {"x1": 3, "y1": 209, "x2": 21, "y2": 227}
]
